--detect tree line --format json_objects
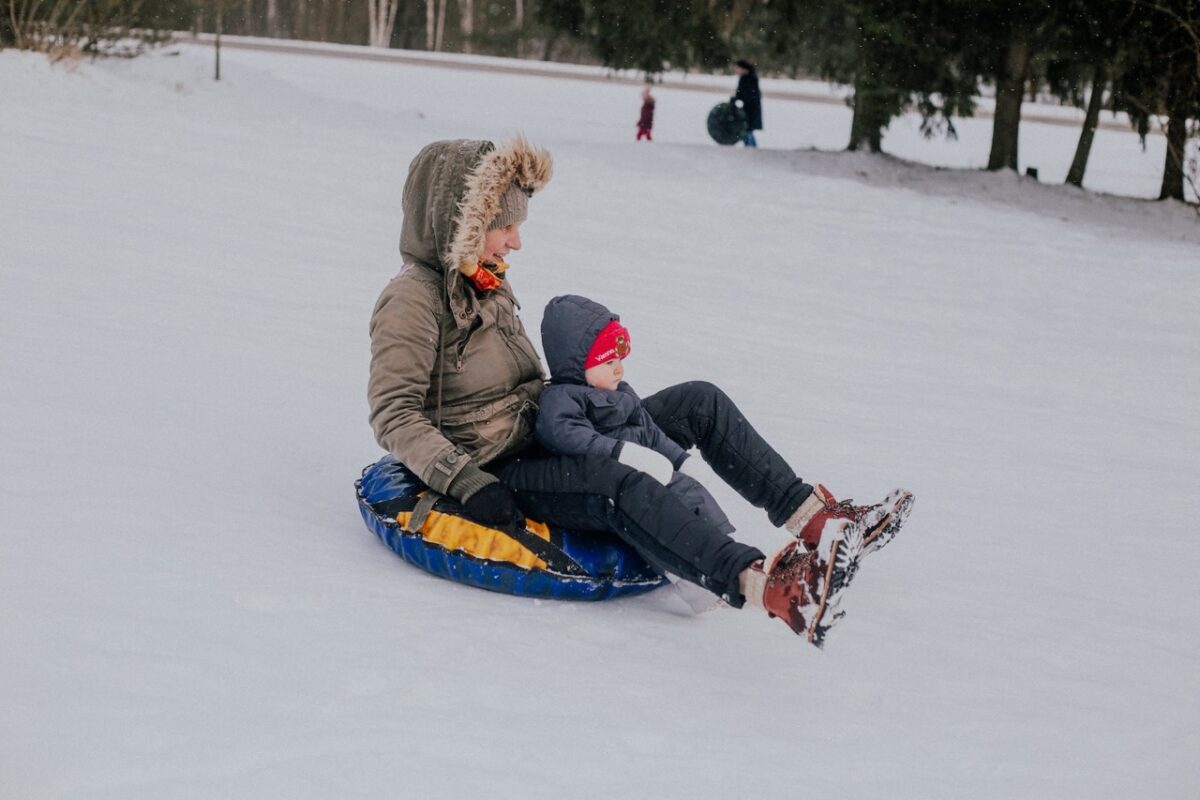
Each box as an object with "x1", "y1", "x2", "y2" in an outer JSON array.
[
  {"x1": 544, "y1": 0, "x2": 1199, "y2": 202},
  {"x1": 3, "y1": 0, "x2": 1197, "y2": 202}
]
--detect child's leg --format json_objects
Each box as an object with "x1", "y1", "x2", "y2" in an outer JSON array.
[
  {"x1": 641, "y1": 381, "x2": 812, "y2": 526},
  {"x1": 491, "y1": 451, "x2": 764, "y2": 605},
  {"x1": 644, "y1": 380, "x2": 913, "y2": 564},
  {"x1": 668, "y1": 474, "x2": 735, "y2": 534}
]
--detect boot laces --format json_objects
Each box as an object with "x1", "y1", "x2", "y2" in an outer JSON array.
[
  {"x1": 769, "y1": 545, "x2": 814, "y2": 586},
  {"x1": 827, "y1": 497, "x2": 871, "y2": 520}
]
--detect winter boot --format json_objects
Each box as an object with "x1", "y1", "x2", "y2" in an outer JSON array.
[
  {"x1": 786, "y1": 484, "x2": 914, "y2": 561},
  {"x1": 751, "y1": 522, "x2": 864, "y2": 648}
]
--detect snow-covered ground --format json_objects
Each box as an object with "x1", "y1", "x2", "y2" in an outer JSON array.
[{"x1": 2, "y1": 42, "x2": 1198, "y2": 799}]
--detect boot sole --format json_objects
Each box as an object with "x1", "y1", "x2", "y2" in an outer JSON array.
[
  {"x1": 807, "y1": 522, "x2": 864, "y2": 648},
  {"x1": 862, "y1": 490, "x2": 915, "y2": 557}
]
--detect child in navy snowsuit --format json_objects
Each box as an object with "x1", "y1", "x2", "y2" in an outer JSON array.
[{"x1": 536, "y1": 295, "x2": 733, "y2": 536}]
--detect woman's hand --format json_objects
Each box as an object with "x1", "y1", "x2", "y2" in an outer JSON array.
[{"x1": 463, "y1": 483, "x2": 525, "y2": 532}]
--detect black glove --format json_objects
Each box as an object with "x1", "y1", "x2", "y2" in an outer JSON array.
[{"x1": 463, "y1": 483, "x2": 524, "y2": 531}]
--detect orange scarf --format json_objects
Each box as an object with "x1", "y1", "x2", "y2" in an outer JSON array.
[{"x1": 463, "y1": 259, "x2": 509, "y2": 292}]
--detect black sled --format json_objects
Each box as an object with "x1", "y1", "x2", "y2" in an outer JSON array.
[{"x1": 707, "y1": 101, "x2": 748, "y2": 145}]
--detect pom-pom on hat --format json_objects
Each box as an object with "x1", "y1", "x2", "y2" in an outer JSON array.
[{"x1": 585, "y1": 320, "x2": 631, "y2": 370}]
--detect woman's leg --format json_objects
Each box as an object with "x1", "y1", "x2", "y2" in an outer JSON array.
[
  {"x1": 641, "y1": 381, "x2": 812, "y2": 527},
  {"x1": 491, "y1": 450, "x2": 763, "y2": 606}
]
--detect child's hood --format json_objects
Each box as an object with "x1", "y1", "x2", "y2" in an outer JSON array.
[{"x1": 541, "y1": 295, "x2": 619, "y2": 385}]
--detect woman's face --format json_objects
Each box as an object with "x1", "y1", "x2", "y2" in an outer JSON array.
[{"x1": 482, "y1": 223, "x2": 522, "y2": 264}]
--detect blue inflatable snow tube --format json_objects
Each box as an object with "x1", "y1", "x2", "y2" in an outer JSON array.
[{"x1": 355, "y1": 455, "x2": 668, "y2": 600}]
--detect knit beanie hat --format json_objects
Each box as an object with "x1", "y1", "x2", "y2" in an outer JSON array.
[
  {"x1": 585, "y1": 320, "x2": 632, "y2": 369},
  {"x1": 489, "y1": 182, "x2": 531, "y2": 230}
]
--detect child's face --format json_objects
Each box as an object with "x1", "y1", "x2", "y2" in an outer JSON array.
[{"x1": 584, "y1": 358, "x2": 624, "y2": 392}]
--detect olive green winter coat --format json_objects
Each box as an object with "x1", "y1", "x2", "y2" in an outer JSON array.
[{"x1": 368, "y1": 138, "x2": 552, "y2": 502}]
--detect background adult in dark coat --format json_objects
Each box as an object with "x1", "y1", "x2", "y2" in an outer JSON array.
[{"x1": 733, "y1": 59, "x2": 762, "y2": 147}]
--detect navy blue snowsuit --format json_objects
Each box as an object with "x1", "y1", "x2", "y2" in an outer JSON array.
[
  {"x1": 483, "y1": 297, "x2": 815, "y2": 605},
  {"x1": 535, "y1": 295, "x2": 733, "y2": 534}
]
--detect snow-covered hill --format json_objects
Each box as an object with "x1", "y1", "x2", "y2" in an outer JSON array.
[{"x1": 2, "y1": 42, "x2": 1197, "y2": 799}]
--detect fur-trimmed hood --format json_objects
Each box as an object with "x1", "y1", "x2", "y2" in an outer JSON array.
[
  {"x1": 541, "y1": 294, "x2": 620, "y2": 386},
  {"x1": 399, "y1": 137, "x2": 552, "y2": 279}
]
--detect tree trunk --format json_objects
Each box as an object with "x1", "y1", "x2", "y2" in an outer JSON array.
[
  {"x1": 987, "y1": 35, "x2": 1030, "y2": 171},
  {"x1": 425, "y1": 0, "x2": 433, "y2": 49},
  {"x1": 460, "y1": 0, "x2": 473, "y2": 53},
  {"x1": 1065, "y1": 62, "x2": 1107, "y2": 188},
  {"x1": 368, "y1": 0, "x2": 400, "y2": 47},
  {"x1": 241, "y1": 0, "x2": 252, "y2": 35},
  {"x1": 847, "y1": 76, "x2": 885, "y2": 153},
  {"x1": 384, "y1": 0, "x2": 400, "y2": 48},
  {"x1": 334, "y1": 0, "x2": 347, "y2": 42},
  {"x1": 214, "y1": 2, "x2": 221, "y2": 81},
  {"x1": 1159, "y1": 98, "x2": 1188, "y2": 201},
  {"x1": 395, "y1": 0, "x2": 423, "y2": 48},
  {"x1": 265, "y1": 0, "x2": 278, "y2": 37},
  {"x1": 434, "y1": 0, "x2": 446, "y2": 51},
  {"x1": 434, "y1": 0, "x2": 448, "y2": 51},
  {"x1": 513, "y1": 0, "x2": 523, "y2": 56}
]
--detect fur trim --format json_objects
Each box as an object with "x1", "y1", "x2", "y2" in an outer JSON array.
[{"x1": 448, "y1": 136, "x2": 553, "y2": 277}]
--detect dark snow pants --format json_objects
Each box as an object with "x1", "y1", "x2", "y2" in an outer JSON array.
[{"x1": 490, "y1": 381, "x2": 814, "y2": 606}]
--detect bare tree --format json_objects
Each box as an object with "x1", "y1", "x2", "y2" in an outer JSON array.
[
  {"x1": 513, "y1": 0, "x2": 523, "y2": 55},
  {"x1": 367, "y1": 0, "x2": 400, "y2": 46},
  {"x1": 6, "y1": 0, "x2": 142, "y2": 58},
  {"x1": 434, "y1": 0, "x2": 447, "y2": 51},
  {"x1": 295, "y1": 0, "x2": 307, "y2": 39},
  {"x1": 460, "y1": 0, "x2": 472, "y2": 53},
  {"x1": 214, "y1": 0, "x2": 223, "y2": 79}
]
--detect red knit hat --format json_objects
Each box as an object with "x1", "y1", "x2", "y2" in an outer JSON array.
[{"x1": 585, "y1": 320, "x2": 631, "y2": 370}]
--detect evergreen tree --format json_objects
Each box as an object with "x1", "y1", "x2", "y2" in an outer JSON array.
[
  {"x1": 1112, "y1": 0, "x2": 1200, "y2": 201},
  {"x1": 741, "y1": 0, "x2": 975, "y2": 153},
  {"x1": 1042, "y1": 2, "x2": 1132, "y2": 187},
  {"x1": 536, "y1": 0, "x2": 735, "y2": 73},
  {"x1": 951, "y1": 1, "x2": 1058, "y2": 172}
]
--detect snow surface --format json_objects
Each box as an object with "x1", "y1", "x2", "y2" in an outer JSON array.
[{"x1": 2, "y1": 42, "x2": 1198, "y2": 799}]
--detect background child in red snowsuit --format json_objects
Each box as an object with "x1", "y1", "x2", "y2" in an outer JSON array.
[{"x1": 636, "y1": 86, "x2": 655, "y2": 141}]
